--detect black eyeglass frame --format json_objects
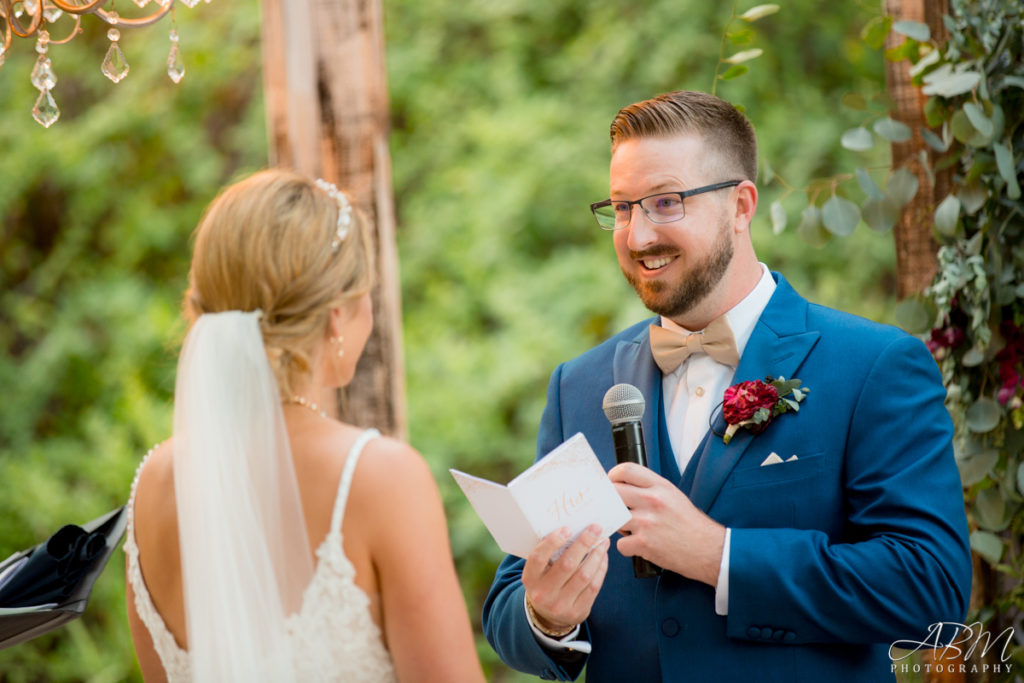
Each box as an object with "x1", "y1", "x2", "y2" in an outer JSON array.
[{"x1": 590, "y1": 180, "x2": 743, "y2": 230}]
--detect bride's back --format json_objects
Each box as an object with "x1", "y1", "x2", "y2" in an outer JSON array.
[{"x1": 125, "y1": 170, "x2": 483, "y2": 682}]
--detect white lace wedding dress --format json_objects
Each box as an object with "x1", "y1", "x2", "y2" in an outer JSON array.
[{"x1": 124, "y1": 429, "x2": 399, "y2": 682}]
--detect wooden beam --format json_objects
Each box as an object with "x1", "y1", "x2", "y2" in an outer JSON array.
[{"x1": 261, "y1": 0, "x2": 407, "y2": 439}]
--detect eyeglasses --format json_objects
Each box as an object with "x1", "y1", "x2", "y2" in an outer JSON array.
[{"x1": 589, "y1": 180, "x2": 743, "y2": 230}]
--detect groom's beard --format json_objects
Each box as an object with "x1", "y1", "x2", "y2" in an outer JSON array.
[{"x1": 621, "y1": 218, "x2": 734, "y2": 320}]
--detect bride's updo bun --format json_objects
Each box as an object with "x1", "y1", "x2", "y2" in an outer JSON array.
[{"x1": 183, "y1": 168, "x2": 374, "y2": 398}]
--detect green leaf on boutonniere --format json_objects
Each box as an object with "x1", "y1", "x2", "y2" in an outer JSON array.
[{"x1": 753, "y1": 407, "x2": 771, "y2": 424}]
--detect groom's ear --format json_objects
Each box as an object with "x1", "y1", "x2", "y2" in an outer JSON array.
[{"x1": 732, "y1": 180, "x2": 758, "y2": 234}]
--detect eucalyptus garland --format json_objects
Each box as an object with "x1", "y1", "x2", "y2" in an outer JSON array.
[{"x1": 886, "y1": 0, "x2": 1024, "y2": 664}]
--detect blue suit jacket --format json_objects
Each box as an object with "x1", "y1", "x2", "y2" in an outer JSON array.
[{"x1": 482, "y1": 274, "x2": 971, "y2": 682}]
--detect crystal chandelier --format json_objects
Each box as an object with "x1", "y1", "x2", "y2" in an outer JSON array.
[{"x1": 0, "y1": 0, "x2": 205, "y2": 128}]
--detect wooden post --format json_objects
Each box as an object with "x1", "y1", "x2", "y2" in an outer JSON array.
[
  {"x1": 884, "y1": 0, "x2": 950, "y2": 299},
  {"x1": 260, "y1": 0, "x2": 407, "y2": 439}
]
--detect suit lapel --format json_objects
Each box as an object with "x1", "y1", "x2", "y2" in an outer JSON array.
[
  {"x1": 612, "y1": 321, "x2": 665, "y2": 477},
  {"x1": 688, "y1": 274, "x2": 821, "y2": 512}
]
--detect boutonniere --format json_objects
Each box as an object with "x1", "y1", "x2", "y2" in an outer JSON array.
[{"x1": 722, "y1": 376, "x2": 809, "y2": 444}]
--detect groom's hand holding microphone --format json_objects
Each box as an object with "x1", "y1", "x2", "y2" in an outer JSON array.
[{"x1": 604, "y1": 383, "x2": 726, "y2": 588}]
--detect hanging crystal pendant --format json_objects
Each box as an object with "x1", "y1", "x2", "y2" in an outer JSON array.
[
  {"x1": 132, "y1": 0, "x2": 150, "y2": 6},
  {"x1": 42, "y1": 1, "x2": 62, "y2": 22},
  {"x1": 0, "y1": 46, "x2": 6, "y2": 71},
  {"x1": 181, "y1": 0, "x2": 200, "y2": 7},
  {"x1": 33, "y1": 88, "x2": 60, "y2": 127},
  {"x1": 101, "y1": 28, "x2": 130, "y2": 83},
  {"x1": 31, "y1": 56, "x2": 57, "y2": 91},
  {"x1": 167, "y1": 29, "x2": 185, "y2": 83},
  {"x1": 24, "y1": 0, "x2": 39, "y2": 14}
]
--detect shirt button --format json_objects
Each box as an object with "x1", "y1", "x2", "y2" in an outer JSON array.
[
  {"x1": 661, "y1": 618, "x2": 681, "y2": 637},
  {"x1": 695, "y1": 386, "x2": 705, "y2": 397}
]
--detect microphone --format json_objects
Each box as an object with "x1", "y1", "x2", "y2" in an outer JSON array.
[{"x1": 602, "y1": 383, "x2": 661, "y2": 578}]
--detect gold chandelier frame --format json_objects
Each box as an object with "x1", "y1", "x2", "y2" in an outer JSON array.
[{"x1": 1, "y1": 0, "x2": 171, "y2": 53}]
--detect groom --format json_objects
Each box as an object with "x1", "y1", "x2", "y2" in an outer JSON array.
[{"x1": 482, "y1": 90, "x2": 972, "y2": 682}]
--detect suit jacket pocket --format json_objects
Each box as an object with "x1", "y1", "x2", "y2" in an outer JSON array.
[{"x1": 729, "y1": 450, "x2": 825, "y2": 489}]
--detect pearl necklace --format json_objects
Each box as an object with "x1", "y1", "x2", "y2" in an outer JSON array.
[{"x1": 284, "y1": 395, "x2": 327, "y2": 418}]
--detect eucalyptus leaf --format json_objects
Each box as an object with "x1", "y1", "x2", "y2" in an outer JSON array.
[
  {"x1": 966, "y1": 397, "x2": 1002, "y2": 433},
  {"x1": 739, "y1": 4, "x2": 780, "y2": 22},
  {"x1": 934, "y1": 194, "x2": 961, "y2": 237},
  {"x1": 969, "y1": 530, "x2": 1004, "y2": 565},
  {"x1": 954, "y1": 450, "x2": 995, "y2": 489},
  {"x1": 1004, "y1": 76, "x2": 1024, "y2": 90},
  {"x1": 873, "y1": 117, "x2": 913, "y2": 143},
  {"x1": 894, "y1": 298, "x2": 930, "y2": 334},
  {"x1": 961, "y1": 348, "x2": 985, "y2": 367},
  {"x1": 908, "y1": 48, "x2": 941, "y2": 78},
  {"x1": 762, "y1": 158, "x2": 775, "y2": 184},
  {"x1": 963, "y1": 102, "x2": 994, "y2": 138},
  {"x1": 770, "y1": 201, "x2": 787, "y2": 235},
  {"x1": 856, "y1": 168, "x2": 884, "y2": 200},
  {"x1": 922, "y1": 69, "x2": 982, "y2": 97},
  {"x1": 841, "y1": 126, "x2": 874, "y2": 151},
  {"x1": 886, "y1": 168, "x2": 919, "y2": 207},
  {"x1": 950, "y1": 110, "x2": 978, "y2": 144},
  {"x1": 861, "y1": 197, "x2": 900, "y2": 232},
  {"x1": 956, "y1": 448, "x2": 999, "y2": 487},
  {"x1": 724, "y1": 48, "x2": 763, "y2": 64},
  {"x1": 892, "y1": 20, "x2": 930, "y2": 42},
  {"x1": 920, "y1": 128, "x2": 948, "y2": 152},
  {"x1": 719, "y1": 64, "x2": 749, "y2": 81},
  {"x1": 797, "y1": 205, "x2": 829, "y2": 247},
  {"x1": 1017, "y1": 462, "x2": 1024, "y2": 497},
  {"x1": 822, "y1": 195, "x2": 860, "y2": 236},
  {"x1": 975, "y1": 487, "x2": 1009, "y2": 532},
  {"x1": 959, "y1": 182, "x2": 989, "y2": 214},
  {"x1": 994, "y1": 142, "x2": 1022, "y2": 200}
]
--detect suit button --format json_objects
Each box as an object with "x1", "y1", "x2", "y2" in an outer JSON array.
[
  {"x1": 661, "y1": 618, "x2": 681, "y2": 637},
  {"x1": 772, "y1": 629, "x2": 785, "y2": 641},
  {"x1": 760, "y1": 627, "x2": 773, "y2": 639},
  {"x1": 784, "y1": 631, "x2": 796, "y2": 642},
  {"x1": 747, "y1": 626, "x2": 761, "y2": 639}
]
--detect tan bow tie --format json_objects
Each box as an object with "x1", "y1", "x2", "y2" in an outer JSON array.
[{"x1": 649, "y1": 316, "x2": 740, "y2": 373}]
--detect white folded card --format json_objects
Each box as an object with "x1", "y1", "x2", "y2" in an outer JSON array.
[{"x1": 450, "y1": 433, "x2": 631, "y2": 559}]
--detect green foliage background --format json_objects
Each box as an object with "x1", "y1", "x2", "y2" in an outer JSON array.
[{"x1": 0, "y1": 0, "x2": 895, "y2": 680}]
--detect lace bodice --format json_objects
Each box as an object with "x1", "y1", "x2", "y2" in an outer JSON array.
[{"x1": 124, "y1": 429, "x2": 398, "y2": 682}]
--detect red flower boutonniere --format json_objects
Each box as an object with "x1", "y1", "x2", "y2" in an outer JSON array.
[{"x1": 722, "y1": 376, "x2": 809, "y2": 444}]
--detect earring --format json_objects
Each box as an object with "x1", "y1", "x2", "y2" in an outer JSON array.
[{"x1": 330, "y1": 335, "x2": 344, "y2": 359}]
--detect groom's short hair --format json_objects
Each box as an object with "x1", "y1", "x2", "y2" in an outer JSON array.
[{"x1": 609, "y1": 90, "x2": 758, "y2": 183}]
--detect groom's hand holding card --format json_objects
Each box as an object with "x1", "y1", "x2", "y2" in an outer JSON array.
[{"x1": 450, "y1": 433, "x2": 629, "y2": 559}]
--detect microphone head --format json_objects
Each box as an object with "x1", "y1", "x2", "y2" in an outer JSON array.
[{"x1": 602, "y1": 383, "x2": 645, "y2": 424}]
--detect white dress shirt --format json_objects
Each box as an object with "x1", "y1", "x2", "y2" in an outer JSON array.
[{"x1": 661, "y1": 264, "x2": 775, "y2": 615}]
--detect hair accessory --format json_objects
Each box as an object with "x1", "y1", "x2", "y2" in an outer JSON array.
[{"x1": 314, "y1": 178, "x2": 353, "y2": 250}]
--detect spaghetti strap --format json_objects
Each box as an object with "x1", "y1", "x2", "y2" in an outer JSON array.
[{"x1": 329, "y1": 429, "x2": 381, "y2": 536}]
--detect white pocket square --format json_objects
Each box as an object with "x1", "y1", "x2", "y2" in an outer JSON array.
[{"x1": 760, "y1": 452, "x2": 799, "y2": 467}]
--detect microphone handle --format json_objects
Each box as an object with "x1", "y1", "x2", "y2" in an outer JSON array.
[{"x1": 611, "y1": 421, "x2": 662, "y2": 578}]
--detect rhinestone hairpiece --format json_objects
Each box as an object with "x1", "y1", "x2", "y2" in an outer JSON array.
[{"x1": 314, "y1": 178, "x2": 353, "y2": 251}]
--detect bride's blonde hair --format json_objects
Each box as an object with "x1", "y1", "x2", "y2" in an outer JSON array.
[{"x1": 183, "y1": 168, "x2": 374, "y2": 398}]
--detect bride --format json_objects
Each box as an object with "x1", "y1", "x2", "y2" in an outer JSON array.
[{"x1": 124, "y1": 169, "x2": 484, "y2": 682}]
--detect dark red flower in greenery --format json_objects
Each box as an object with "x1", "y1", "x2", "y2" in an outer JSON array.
[
  {"x1": 926, "y1": 305, "x2": 968, "y2": 356},
  {"x1": 995, "y1": 320, "x2": 1024, "y2": 405},
  {"x1": 926, "y1": 325, "x2": 965, "y2": 354},
  {"x1": 722, "y1": 376, "x2": 807, "y2": 444}
]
